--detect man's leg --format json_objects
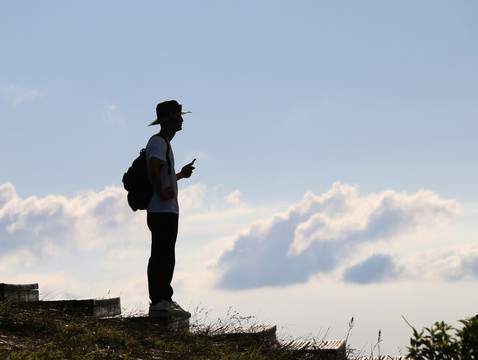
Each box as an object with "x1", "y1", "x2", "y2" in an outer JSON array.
[{"x1": 147, "y1": 212, "x2": 178, "y2": 304}]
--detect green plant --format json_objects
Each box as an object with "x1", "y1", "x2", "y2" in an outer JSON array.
[
  {"x1": 457, "y1": 316, "x2": 478, "y2": 360},
  {"x1": 369, "y1": 329, "x2": 383, "y2": 359},
  {"x1": 406, "y1": 315, "x2": 478, "y2": 359},
  {"x1": 344, "y1": 316, "x2": 359, "y2": 358}
]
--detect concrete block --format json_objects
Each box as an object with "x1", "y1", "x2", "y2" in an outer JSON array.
[
  {"x1": 286, "y1": 339, "x2": 346, "y2": 360},
  {"x1": 38, "y1": 297, "x2": 121, "y2": 317},
  {"x1": 91, "y1": 298, "x2": 122, "y2": 317},
  {"x1": 349, "y1": 357, "x2": 410, "y2": 360},
  {"x1": 0, "y1": 283, "x2": 39, "y2": 302},
  {"x1": 150, "y1": 314, "x2": 190, "y2": 329},
  {"x1": 107, "y1": 314, "x2": 190, "y2": 331},
  {"x1": 198, "y1": 325, "x2": 277, "y2": 345}
]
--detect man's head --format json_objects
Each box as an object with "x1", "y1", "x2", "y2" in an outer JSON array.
[{"x1": 148, "y1": 100, "x2": 191, "y2": 126}]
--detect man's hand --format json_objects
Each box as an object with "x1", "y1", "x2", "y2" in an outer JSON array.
[{"x1": 177, "y1": 159, "x2": 195, "y2": 180}]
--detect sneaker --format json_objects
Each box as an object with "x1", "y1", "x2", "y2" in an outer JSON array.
[
  {"x1": 170, "y1": 301, "x2": 191, "y2": 317},
  {"x1": 149, "y1": 300, "x2": 190, "y2": 318}
]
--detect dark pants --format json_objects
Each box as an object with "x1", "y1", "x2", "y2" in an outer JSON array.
[{"x1": 147, "y1": 212, "x2": 178, "y2": 304}]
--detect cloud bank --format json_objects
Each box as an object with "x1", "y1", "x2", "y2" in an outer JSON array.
[
  {"x1": 0, "y1": 181, "x2": 246, "y2": 300},
  {"x1": 0, "y1": 182, "x2": 148, "y2": 301},
  {"x1": 215, "y1": 182, "x2": 460, "y2": 290},
  {"x1": 1, "y1": 181, "x2": 477, "y2": 302},
  {"x1": 0, "y1": 182, "x2": 140, "y2": 259}
]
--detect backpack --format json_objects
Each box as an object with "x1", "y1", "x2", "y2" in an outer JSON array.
[{"x1": 122, "y1": 135, "x2": 171, "y2": 211}]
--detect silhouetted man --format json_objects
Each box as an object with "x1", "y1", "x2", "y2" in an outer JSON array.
[{"x1": 146, "y1": 100, "x2": 194, "y2": 317}]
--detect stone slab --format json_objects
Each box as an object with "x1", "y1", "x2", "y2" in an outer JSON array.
[
  {"x1": 285, "y1": 339, "x2": 346, "y2": 360},
  {"x1": 350, "y1": 357, "x2": 410, "y2": 360},
  {"x1": 0, "y1": 283, "x2": 39, "y2": 302},
  {"x1": 35, "y1": 298, "x2": 121, "y2": 317},
  {"x1": 149, "y1": 315, "x2": 190, "y2": 329},
  {"x1": 196, "y1": 325, "x2": 277, "y2": 345},
  {"x1": 108, "y1": 314, "x2": 190, "y2": 331}
]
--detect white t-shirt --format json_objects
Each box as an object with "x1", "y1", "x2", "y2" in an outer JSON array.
[{"x1": 145, "y1": 135, "x2": 179, "y2": 214}]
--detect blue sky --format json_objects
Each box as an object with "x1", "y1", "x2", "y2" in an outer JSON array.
[{"x1": 1, "y1": 1, "x2": 477, "y2": 356}]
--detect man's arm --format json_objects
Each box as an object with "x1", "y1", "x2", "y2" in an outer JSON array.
[{"x1": 149, "y1": 157, "x2": 175, "y2": 200}]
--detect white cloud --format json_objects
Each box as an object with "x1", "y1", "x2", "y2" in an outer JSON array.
[
  {"x1": 2, "y1": 84, "x2": 40, "y2": 107},
  {"x1": 178, "y1": 183, "x2": 206, "y2": 211},
  {"x1": 105, "y1": 103, "x2": 123, "y2": 124},
  {"x1": 225, "y1": 189, "x2": 242, "y2": 206},
  {"x1": 290, "y1": 184, "x2": 457, "y2": 255},
  {"x1": 342, "y1": 253, "x2": 401, "y2": 284},
  {"x1": 403, "y1": 242, "x2": 478, "y2": 282},
  {"x1": 0, "y1": 182, "x2": 146, "y2": 273},
  {"x1": 214, "y1": 182, "x2": 460, "y2": 289}
]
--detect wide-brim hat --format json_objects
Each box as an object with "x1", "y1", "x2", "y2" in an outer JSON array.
[{"x1": 148, "y1": 100, "x2": 191, "y2": 126}]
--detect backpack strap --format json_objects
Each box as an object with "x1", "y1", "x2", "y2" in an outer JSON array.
[{"x1": 158, "y1": 134, "x2": 172, "y2": 175}]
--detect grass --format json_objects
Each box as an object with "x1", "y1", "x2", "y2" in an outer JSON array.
[{"x1": 0, "y1": 301, "x2": 342, "y2": 360}]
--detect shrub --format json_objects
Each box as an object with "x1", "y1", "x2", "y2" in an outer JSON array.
[
  {"x1": 458, "y1": 316, "x2": 478, "y2": 359},
  {"x1": 407, "y1": 315, "x2": 478, "y2": 359}
]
